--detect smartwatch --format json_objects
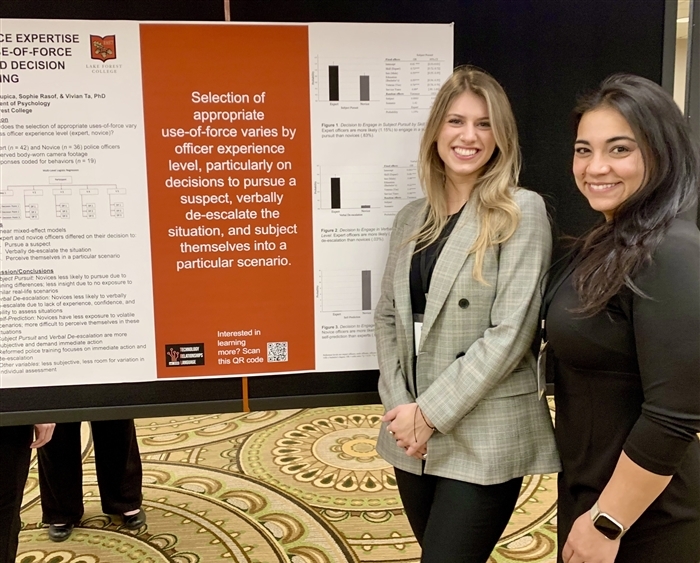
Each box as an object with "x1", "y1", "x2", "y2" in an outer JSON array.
[{"x1": 590, "y1": 501, "x2": 627, "y2": 541}]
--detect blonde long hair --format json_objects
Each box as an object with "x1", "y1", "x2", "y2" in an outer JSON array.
[{"x1": 411, "y1": 65, "x2": 522, "y2": 283}]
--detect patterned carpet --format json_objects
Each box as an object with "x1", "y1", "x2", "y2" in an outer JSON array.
[{"x1": 17, "y1": 401, "x2": 558, "y2": 562}]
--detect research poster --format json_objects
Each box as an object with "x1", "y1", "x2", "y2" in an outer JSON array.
[{"x1": 0, "y1": 20, "x2": 453, "y2": 388}]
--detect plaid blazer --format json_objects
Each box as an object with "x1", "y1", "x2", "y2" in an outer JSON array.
[{"x1": 375, "y1": 188, "x2": 561, "y2": 484}]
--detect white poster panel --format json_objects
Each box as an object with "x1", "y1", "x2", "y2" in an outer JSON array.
[
  {"x1": 1, "y1": 20, "x2": 156, "y2": 388},
  {"x1": 0, "y1": 19, "x2": 453, "y2": 388}
]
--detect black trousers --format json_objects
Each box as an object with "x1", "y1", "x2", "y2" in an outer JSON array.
[
  {"x1": 38, "y1": 419, "x2": 143, "y2": 524},
  {"x1": 395, "y1": 468, "x2": 522, "y2": 563},
  {"x1": 0, "y1": 425, "x2": 33, "y2": 563}
]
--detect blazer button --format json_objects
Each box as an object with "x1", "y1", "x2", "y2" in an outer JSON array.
[{"x1": 458, "y1": 298, "x2": 470, "y2": 309}]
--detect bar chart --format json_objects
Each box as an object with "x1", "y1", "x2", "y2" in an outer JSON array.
[
  {"x1": 320, "y1": 269, "x2": 379, "y2": 312},
  {"x1": 317, "y1": 163, "x2": 420, "y2": 211},
  {"x1": 315, "y1": 57, "x2": 383, "y2": 103},
  {"x1": 313, "y1": 55, "x2": 448, "y2": 110}
]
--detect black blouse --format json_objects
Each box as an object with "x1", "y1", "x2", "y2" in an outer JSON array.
[
  {"x1": 409, "y1": 207, "x2": 464, "y2": 317},
  {"x1": 546, "y1": 218, "x2": 700, "y2": 552}
]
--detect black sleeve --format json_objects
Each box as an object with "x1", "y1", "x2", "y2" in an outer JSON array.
[{"x1": 623, "y1": 221, "x2": 700, "y2": 475}]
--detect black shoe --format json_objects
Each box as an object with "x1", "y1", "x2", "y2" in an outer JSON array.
[
  {"x1": 48, "y1": 523, "x2": 74, "y2": 542},
  {"x1": 121, "y1": 508, "x2": 146, "y2": 530}
]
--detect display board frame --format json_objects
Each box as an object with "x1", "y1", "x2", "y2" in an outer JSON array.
[{"x1": 1, "y1": 0, "x2": 669, "y2": 424}]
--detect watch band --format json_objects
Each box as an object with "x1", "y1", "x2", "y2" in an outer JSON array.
[{"x1": 590, "y1": 501, "x2": 627, "y2": 540}]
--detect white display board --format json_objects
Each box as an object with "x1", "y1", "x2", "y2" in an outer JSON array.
[{"x1": 0, "y1": 20, "x2": 453, "y2": 388}]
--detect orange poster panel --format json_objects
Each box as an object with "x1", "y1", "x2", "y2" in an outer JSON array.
[{"x1": 139, "y1": 24, "x2": 314, "y2": 378}]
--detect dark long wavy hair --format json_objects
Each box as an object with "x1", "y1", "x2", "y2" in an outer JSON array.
[{"x1": 571, "y1": 73, "x2": 700, "y2": 315}]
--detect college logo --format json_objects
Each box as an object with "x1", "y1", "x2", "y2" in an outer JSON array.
[
  {"x1": 90, "y1": 35, "x2": 116, "y2": 62},
  {"x1": 165, "y1": 343, "x2": 205, "y2": 367}
]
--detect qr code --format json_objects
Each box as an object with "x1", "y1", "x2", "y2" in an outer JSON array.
[{"x1": 267, "y1": 341, "x2": 288, "y2": 363}]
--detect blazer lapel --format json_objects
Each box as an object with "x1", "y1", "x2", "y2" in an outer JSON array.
[{"x1": 420, "y1": 198, "x2": 479, "y2": 348}]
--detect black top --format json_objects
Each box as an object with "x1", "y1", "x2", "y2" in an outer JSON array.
[
  {"x1": 409, "y1": 207, "x2": 463, "y2": 317},
  {"x1": 546, "y1": 218, "x2": 700, "y2": 560},
  {"x1": 409, "y1": 207, "x2": 463, "y2": 399}
]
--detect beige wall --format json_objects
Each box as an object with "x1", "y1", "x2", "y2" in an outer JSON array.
[{"x1": 675, "y1": 37, "x2": 688, "y2": 110}]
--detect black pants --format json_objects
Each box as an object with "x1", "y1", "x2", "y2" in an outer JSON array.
[
  {"x1": 38, "y1": 419, "x2": 142, "y2": 524},
  {"x1": 0, "y1": 425, "x2": 33, "y2": 563},
  {"x1": 395, "y1": 468, "x2": 522, "y2": 563}
]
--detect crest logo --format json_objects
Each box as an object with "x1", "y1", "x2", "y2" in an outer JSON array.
[{"x1": 90, "y1": 35, "x2": 116, "y2": 62}]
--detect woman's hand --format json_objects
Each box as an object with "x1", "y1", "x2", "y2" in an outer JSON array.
[
  {"x1": 410, "y1": 443, "x2": 428, "y2": 461},
  {"x1": 383, "y1": 403, "x2": 434, "y2": 457},
  {"x1": 31, "y1": 423, "x2": 55, "y2": 448},
  {"x1": 562, "y1": 511, "x2": 620, "y2": 563},
  {"x1": 383, "y1": 403, "x2": 417, "y2": 446}
]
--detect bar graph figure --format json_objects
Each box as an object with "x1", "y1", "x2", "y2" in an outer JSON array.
[
  {"x1": 331, "y1": 177, "x2": 341, "y2": 209},
  {"x1": 321, "y1": 269, "x2": 378, "y2": 312},
  {"x1": 315, "y1": 56, "x2": 382, "y2": 103},
  {"x1": 361, "y1": 270, "x2": 372, "y2": 310},
  {"x1": 318, "y1": 164, "x2": 419, "y2": 211},
  {"x1": 313, "y1": 55, "x2": 448, "y2": 108},
  {"x1": 360, "y1": 75, "x2": 370, "y2": 101},
  {"x1": 320, "y1": 167, "x2": 382, "y2": 210},
  {"x1": 329, "y1": 65, "x2": 339, "y2": 101}
]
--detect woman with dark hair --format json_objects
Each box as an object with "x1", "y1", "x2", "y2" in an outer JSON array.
[{"x1": 543, "y1": 74, "x2": 700, "y2": 563}]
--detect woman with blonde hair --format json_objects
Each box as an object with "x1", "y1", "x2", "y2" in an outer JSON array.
[{"x1": 375, "y1": 65, "x2": 560, "y2": 562}]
